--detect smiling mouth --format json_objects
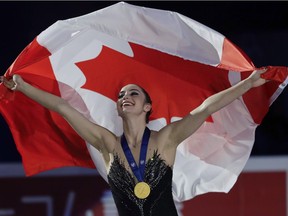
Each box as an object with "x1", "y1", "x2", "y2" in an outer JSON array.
[{"x1": 122, "y1": 101, "x2": 134, "y2": 107}]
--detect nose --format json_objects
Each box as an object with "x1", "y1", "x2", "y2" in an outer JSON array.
[{"x1": 123, "y1": 92, "x2": 130, "y2": 100}]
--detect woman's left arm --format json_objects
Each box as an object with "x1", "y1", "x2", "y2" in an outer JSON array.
[{"x1": 161, "y1": 68, "x2": 268, "y2": 146}]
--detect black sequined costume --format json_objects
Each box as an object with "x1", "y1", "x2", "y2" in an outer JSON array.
[{"x1": 108, "y1": 151, "x2": 178, "y2": 216}]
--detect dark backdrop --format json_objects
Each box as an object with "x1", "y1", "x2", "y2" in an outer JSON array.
[{"x1": 0, "y1": 1, "x2": 288, "y2": 162}]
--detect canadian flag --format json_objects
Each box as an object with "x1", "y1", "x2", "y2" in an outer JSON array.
[{"x1": 0, "y1": 2, "x2": 287, "y2": 201}]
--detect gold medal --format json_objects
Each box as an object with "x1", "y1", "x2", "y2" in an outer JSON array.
[{"x1": 134, "y1": 182, "x2": 151, "y2": 199}]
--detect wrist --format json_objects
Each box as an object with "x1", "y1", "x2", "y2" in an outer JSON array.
[
  {"x1": 17, "y1": 80, "x2": 29, "y2": 93},
  {"x1": 243, "y1": 77, "x2": 253, "y2": 91}
]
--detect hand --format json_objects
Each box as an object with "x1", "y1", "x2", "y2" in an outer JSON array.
[
  {"x1": 248, "y1": 68, "x2": 268, "y2": 88},
  {"x1": 0, "y1": 74, "x2": 23, "y2": 91}
]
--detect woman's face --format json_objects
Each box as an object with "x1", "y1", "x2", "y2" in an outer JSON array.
[{"x1": 117, "y1": 84, "x2": 151, "y2": 119}]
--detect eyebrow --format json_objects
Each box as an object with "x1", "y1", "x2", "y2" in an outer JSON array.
[{"x1": 119, "y1": 89, "x2": 141, "y2": 94}]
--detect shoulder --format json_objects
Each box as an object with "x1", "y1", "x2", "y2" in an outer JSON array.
[
  {"x1": 102, "y1": 132, "x2": 119, "y2": 153},
  {"x1": 149, "y1": 129, "x2": 177, "y2": 166},
  {"x1": 149, "y1": 128, "x2": 174, "y2": 150}
]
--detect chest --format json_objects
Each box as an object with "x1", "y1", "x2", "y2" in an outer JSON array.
[
  {"x1": 112, "y1": 139, "x2": 160, "y2": 174},
  {"x1": 108, "y1": 151, "x2": 172, "y2": 186}
]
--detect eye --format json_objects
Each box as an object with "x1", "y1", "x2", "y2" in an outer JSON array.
[
  {"x1": 130, "y1": 92, "x2": 139, "y2": 96},
  {"x1": 118, "y1": 93, "x2": 125, "y2": 99}
]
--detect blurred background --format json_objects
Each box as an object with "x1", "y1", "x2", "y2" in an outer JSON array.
[{"x1": 0, "y1": 2, "x2": 287, "y2": 216}]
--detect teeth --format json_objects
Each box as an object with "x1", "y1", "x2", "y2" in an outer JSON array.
[
  {"x1": 123, "y1": 103, "x2": 132, "y2": 106},
  {"x1": 122, "y1": 102, "x2": 133, "y2": 106}
]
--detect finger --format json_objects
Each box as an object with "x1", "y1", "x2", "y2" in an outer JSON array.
[
  {"x1": 11, "y1": 82, "x2": 17, "y2": 90},
  {"x1": 10, "y1": 75, "x2": 18, "y2": 90},
  {"x1": 259, "y1": 67, "x2": 269, "y2": 73},
  {"x1": 262, "y1": 67, "x2": 268, "y2": 72},
  {"x1": 258, "y1": 68, "x2": 267, "y2": 74}
]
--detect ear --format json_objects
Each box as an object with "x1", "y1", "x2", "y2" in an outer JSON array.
[{"x1": 144, "y1": 103, "x2": 152, "y2": 112}]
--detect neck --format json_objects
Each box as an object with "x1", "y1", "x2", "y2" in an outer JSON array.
[{"x1": 122, "y1": 118, "x2": 147, "y2": 148}]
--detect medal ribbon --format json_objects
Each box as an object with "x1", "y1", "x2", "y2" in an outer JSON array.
[{"x1": 121, "y1": 127, "x2": 150, "y2": 182}]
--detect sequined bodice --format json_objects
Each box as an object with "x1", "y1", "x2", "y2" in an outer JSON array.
[{"x1": 107, "y1": 152, "x2": 178, "y2": 216}]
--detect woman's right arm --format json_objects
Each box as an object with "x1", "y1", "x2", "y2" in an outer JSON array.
[{"x1": 0, "y1": 75, "x2": 116, "y2": 152}]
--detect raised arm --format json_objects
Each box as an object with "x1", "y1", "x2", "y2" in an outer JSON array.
[
  {"x1": 160, "y1": 68, "x2": 268, "y2": 147},
  {"x1": 0, "y1": 75, "x2": 116, "y2": 152}
]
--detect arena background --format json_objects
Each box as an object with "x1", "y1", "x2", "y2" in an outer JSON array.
[{"x1": 0, "y1": 2, "x2": 287, "y2": 216}]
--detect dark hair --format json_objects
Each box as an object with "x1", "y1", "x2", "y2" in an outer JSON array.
[{"x1": 138, "y1": 86, "x2": 152, "y2": 124}]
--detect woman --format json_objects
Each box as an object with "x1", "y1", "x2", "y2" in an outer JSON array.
[{"x1": 0, "y1": 69, "x2": 267, "y2": 216}]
